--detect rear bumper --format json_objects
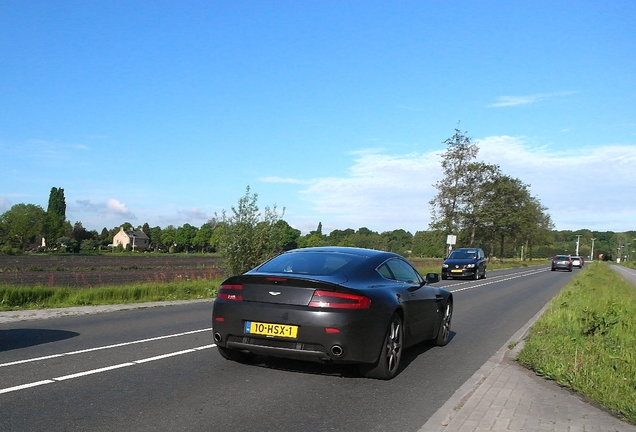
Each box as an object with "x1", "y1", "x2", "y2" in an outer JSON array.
[
  {"x1": 442, "y1": 268, "x2": 478, "y2": 278},
  {"x1": 212, "y1": 300, "x2": 388, "y2": 364}
]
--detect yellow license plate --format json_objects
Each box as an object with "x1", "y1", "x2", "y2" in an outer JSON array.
[
  {"x1": 451, "y1": 269, "x2": 463, "y2": 273},
  {"x1": 244, "y1": 321, "x2": 298, "y2": 338}
]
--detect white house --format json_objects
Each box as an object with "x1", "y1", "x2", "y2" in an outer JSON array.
[{"x1": 112, "y1": 227, "x2": 150, "y2": 251}]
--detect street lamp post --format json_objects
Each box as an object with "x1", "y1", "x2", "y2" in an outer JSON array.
[
  {"x1": 591, "y1": 238, "x2": 596, "y2": 261},
  {"x1": 575, "y1": 235, "x2": 582, "y2": 256}
]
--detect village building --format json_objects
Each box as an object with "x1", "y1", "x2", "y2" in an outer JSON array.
[{"x1": 112, "y1": 227, "x2": 150, "y2": 251}]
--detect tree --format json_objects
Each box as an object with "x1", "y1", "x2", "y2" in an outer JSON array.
[
  {"x1": 270, "y1": 220, "x2": 301, "y2": 251},
  {"x1": 429, "y1": 128, "x2": 553, "y2": 258},
  {"x1": 412, "y1": 230, "x2": 446, "y2": 257},
  {"x1": 381, "y1": 229, "x2": 413, "y2": 256},
  {"x1": 161, "y1": 225, "x2": 177, "y2": 252},
  {"x1": 176, "y1": 223, "x2": 198, "y2": 252},
  {"x1": 192, "y1": 220, "x2": 216, "y2": 253},
  {"x1": 0, "y1": 204, "x2": 47, "y2": 252},
  {"x1": 149, "y1": 226, "x2": 163, "y2": 252},
  {"x1": 429, "y1": 128, "x2": 480, "y2": 235},
  {"x1": 73, "y1": 221, "x2": 93, "y2": 242},
  {"x1": 476, "y1": 174, "x2": 553, "y2": 258},
  {"x1": 456, "y1": 161, "x2": 501, "y2": 246},
  {"x1": 216, "y1": 186, "x2": 286, "y2": 275},
  {"x1": 46, "y1": 187, "x2": 67, "y2": 245},
  {"x1": 327, "y1": 229, "x2": 355, "y2": 246}
]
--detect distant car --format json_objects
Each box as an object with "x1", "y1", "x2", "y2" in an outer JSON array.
[
  {"x1": 441, "y1": 247, "x2": 487, "y2": 280},
  {"x1": 571, "y1": 256, "x2": 584, "y2": 268},
  {"x1": 551, "y1": 255, "x2": 573, "y2": 272},
  {"x1": 212, "y1": 246, "x2": 453, "y2": 380}
]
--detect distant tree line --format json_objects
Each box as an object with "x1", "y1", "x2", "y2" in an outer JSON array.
[{"x1": 0, "y1": 187, "x2": 632, "y2": 264}]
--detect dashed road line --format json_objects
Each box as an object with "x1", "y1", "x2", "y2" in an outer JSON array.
[
  {"x1": 447, "y1": 268, "x2": 548, "y2": 293},
  {"x1": 0, "y1": 328, "x2": 212, "y2": 368},
  {"x1": 0, "y1": 344, "x2": 216, "y2": 395}
]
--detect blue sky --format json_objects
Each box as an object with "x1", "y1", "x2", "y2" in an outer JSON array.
[{"x1": 1, "y1": 1, "x2": 635, "y2": 235}]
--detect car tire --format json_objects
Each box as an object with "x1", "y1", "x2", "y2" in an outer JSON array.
[
  {"x1": 434, "y1": 300, "x2": 453, "y2": 346},
  {"x1": 359, "y1": 313, "x2": 403, "y2": 380},
  {"x1": 473, "y1": 271, "x2": 479, "y2": 280},
  {"x1": 217, "y1": 345, "x2": 255, "y2": 363}
]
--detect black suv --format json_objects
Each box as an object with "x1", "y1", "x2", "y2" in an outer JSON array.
[{"x1": 442, "y1": 247, "x2": 487, "y2": 280}]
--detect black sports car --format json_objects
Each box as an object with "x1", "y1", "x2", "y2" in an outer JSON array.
[{"x1": 212, "y1": 246, "x2": 453, "y2": 380}]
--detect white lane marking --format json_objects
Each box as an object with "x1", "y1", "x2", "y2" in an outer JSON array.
[
  {"x1": 447, "y1": 268, "x2": 548, "y2": 293},
  {"x1": 0, "y1": 344, "x2": 216, "y2": 395},
  {"x1": 0, "y1": 380, "x2": 55, "y2": 394},
  {"x1": 53, "y1": 362, "x2": 135, "y2": 381},
  {"x1": 0, "y1": 328, "x2": 212, "y2": 368}
]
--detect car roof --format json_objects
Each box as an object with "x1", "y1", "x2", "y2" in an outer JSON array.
[{"x1": 286, "y1": 246, "x2": 396, "y2": 258}]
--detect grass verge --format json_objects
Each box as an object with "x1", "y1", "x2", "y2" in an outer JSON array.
[
  {"x1": 516, "y1": 262, "x2": 636, "y2": 424},
  {"x1": 0, "y1": 278, "x2": 223, "y2": 311}
]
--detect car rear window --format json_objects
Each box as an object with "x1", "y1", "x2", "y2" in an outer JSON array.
[{"x1": 256, "y1": 252, "x2": 362, "y2": 276}]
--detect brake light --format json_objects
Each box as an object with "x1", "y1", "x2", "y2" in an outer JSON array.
[
  {"x1": 217, "y1": 284, "x2": 243, "y2": 301},
  {"x1": 309, "y1": 291, "x2": 371, "y2": 309},
  {"x1": 266, "y1": 277, "x2": 287, "y2": 282}
]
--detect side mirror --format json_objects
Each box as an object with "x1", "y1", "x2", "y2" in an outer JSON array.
[{"x1": 426, "y1": 273, "x2": 440, "y2": 284}]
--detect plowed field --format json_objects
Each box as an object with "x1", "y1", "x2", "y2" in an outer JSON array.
[{"x1": 0, "y1": 255, "x2": 224, "y2": 288}]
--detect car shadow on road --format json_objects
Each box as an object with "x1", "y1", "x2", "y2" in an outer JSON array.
[
  {"x1": 245, "y1": 355, "x2": 362, "y2": 378},
  {"x1": 398, "y1": 331, "x2": 457, "y2": 372},
  {"x1": 0, "y1": 329, "x2": 80, "y2": 352}
]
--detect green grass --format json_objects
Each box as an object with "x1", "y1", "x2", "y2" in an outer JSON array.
[
  {"x1": 0, "y1": 278, "x2": 223, "y2": 311},
  {"x1": 516, "y1": 262, "x2": 636, "y2": 424}
]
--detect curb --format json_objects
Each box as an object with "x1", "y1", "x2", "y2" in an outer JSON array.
[{"x1": 419, "y1": 302, "x2": 549, "y2": 431}]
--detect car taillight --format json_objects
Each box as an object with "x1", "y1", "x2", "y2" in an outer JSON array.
[
  {"x1": 309, "y1": 291, "x2": 371, "y2": 309},
  {"x1": 217, "y1": 284, "x2": 243, "y2": 301}
]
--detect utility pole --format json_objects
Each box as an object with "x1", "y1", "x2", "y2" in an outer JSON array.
[
  {"x1": 591, "y1": 238, "x2": 596, "y2": 261},
  {"x1": 575, "y1": 235, "x2": 582, "y2": 256}
]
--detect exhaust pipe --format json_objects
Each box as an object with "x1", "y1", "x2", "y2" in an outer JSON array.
[
  {"x1": 331, "y1": 345, "x2": 344, "y2": 357},
  {"x1": 213, "y1": 332, "x2": 222, "y2": 343}
]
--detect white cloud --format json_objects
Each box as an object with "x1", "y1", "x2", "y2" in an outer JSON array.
[
  {"x1": 298, "y1": 150, "x2": 441, "y2": 233},
  {"x1": 293, "y1": 137, "x2": 636, "y2": 234},
  {"x1": 476, "y1": 136, "x2": 636, "y2": 231},
  {"x1": 489, "y1": 95, "x2": 542, "y2": 107},
  {"x1": 75, "y1": 198, "x2": 135, "y2": 218},
  {"x1": 177, "y1": 207, "x2": 210, "y2": 221},
  {"x1": 106, "y1": 199, "x2": 134, "y2": 216},
  {"x1": 488, "y1": 91, "x2": 578, "y2": 107},
  {"x1": 0, "y1": 198, "x2": 11, "y2": 213}
]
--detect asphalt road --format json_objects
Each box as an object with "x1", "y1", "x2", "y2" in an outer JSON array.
[{"x1": 0, "y1": 265, "x2": 574, "y2": 432}]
